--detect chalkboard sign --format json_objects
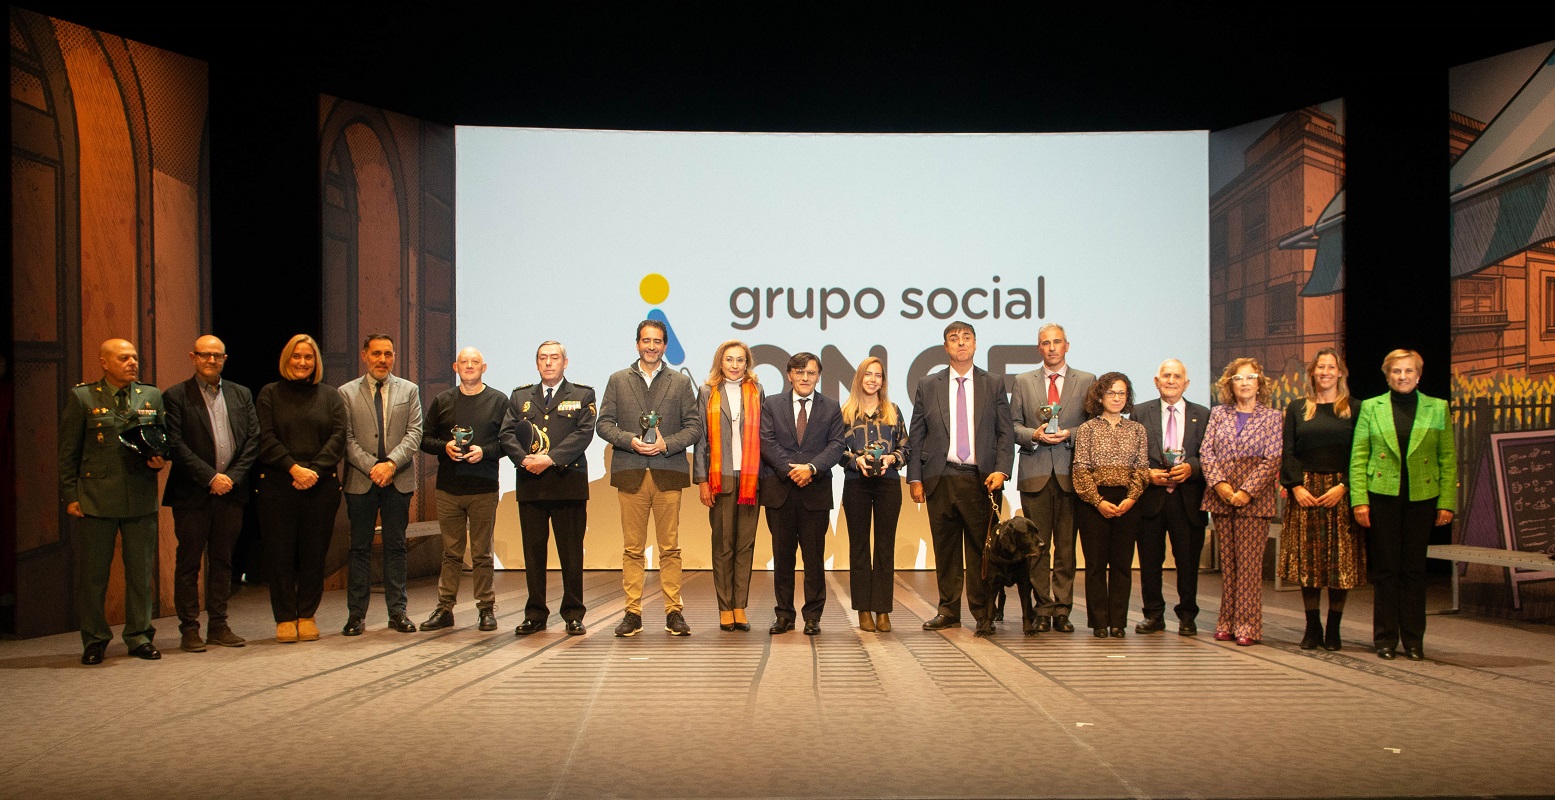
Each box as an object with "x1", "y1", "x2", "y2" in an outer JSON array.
[{"x1": 1488, "y1": 430, "x2": 1555, "y2": 608}]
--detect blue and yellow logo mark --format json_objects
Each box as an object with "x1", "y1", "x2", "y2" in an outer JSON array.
[{"x1": 639, "y1": 273, "x2": 685, "y2": 366}]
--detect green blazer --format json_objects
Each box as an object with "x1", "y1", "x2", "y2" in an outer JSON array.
[
  {"x1": 1348, "y1": 391, "x2": 1456, "y2": 512},
  {"x1": 59, "y1": 378, "x2": 165, "y2": 518}
]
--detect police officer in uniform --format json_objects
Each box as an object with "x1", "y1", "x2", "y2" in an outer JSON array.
[
  {"x1": 60, "y1": 338, "x2": 169, "y2": 664},
  {"x1": 500, "y1": 340, "x2": 596, "y2": 635}
]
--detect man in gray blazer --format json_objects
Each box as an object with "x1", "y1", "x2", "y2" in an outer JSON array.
[
  {"x1": 1133, "y1": 359, "x2": 1209, "y2": 635},
  {"x1": 1010, "y1": 322, "x2": 1095, "y2": 633},
  {"x1": 340, "y1": 334, "x2": 424, "y2": 635},
  {"x1": 162, "y1": 334, "x2": 259, "y2": 651},
  {"x1": 596, "y1": 320, "x2": 704, "y2": 637},
  {"x1": 907, "y1": 321, "x2": 1014, "y2": 637}
]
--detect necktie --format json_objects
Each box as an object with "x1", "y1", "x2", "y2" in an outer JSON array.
[
  {"x1": 374, "y1": 380, "x2": 387, "y2": 460},
  {"x1": 956, "y1": 377, "x2": 971, "y2": 463},
  {"x1": 1047, "y1": 372, "x2": 1060, "y2": 405},
  {"x1": 1165, "y1": 405, "x2": 1179, "y2": 493},
  {"x1": 544, "y1": 386, "x2": 553, "y2": 408},
  {"x1": 115, "y1": 387, "x2": 129, "y2": 417},
  {"x1": 796, "y1": 397, "x2": 810, "y2": 442}
]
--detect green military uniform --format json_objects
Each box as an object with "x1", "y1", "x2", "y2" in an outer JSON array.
[{"x1": 59, "y1": 377, "x2": 165, "y2": 649}]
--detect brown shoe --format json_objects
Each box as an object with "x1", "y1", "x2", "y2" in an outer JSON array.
[
  {"x1": 276, "y1": 621, "x2": 299, "y2": 643},
  {"x1": 180, "y1": 629, "x2": 206, "y2": 653},
  {"x1": 858, "y1": 611, "x2": 876, "y2": 632},
  {"x1": 875, "y1": 613, "x2": 891, "y2": 632},
  {"x1": 719, "y1": 610, "x2": 736, "y2": 631},
  {"x1": 206, "y1": 626, "x2": 247, "y2": 647},
  {"x1": 297, "y1": 618, "x2": 320, "y2": 641}
]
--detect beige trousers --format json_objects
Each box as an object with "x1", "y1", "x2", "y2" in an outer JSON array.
[{"x1": 618, "y1": 470, "x2": 684, "y2": 614}]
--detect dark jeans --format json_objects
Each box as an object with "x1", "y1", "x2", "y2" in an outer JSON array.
[
  {"x1": 518, "y1": 498, "x2": 587, "y2": 623},
  {"x1": 346, "y1": 484, "x2": 413, "y2": 620},
  {"x1": 927, "y1": 470, "x2": 998, "y2": 623},
  {"x1": 842, "y1": 475, "x2": 900, "y2": 613},
  {"x1": 172, "y1": 497, "x2": 245, "y2": 631},
  {"x1": 1136, "y1": 494, "x2": 1205, "y2": 622},
  {"x1": 1077, "y1": 485, "x2": 1140, "y2": 630},
  {"x1": 259, "y1": 470, "x2": 340, "y2": 622},
  {"x1": 768, "y1": 497, "x2": 828, "y2": 623},
  {"x1": 1366, "y1": 492, "x2": 1436, "y2": 650}
]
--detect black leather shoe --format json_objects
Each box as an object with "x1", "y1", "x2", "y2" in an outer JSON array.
[
  {"x1": 514, "y1": 618, "x2": 547, "y2": 635},
  {"x1": 342, "y1": 616, "x2": 365, "y2": 636},
  {"x1": 1109, "y1": 627, "x2": 1126, "y2": 638},
  {"x1": 922, "y1": 614, "x2": 960, "y2": 630},
  {"x1": 478, "y1": 609, "x2": 498, "y2": 632},
  {"x1": 1052, "y1": 615, "x2": 1075, "y2": 633},
  {"x1": 81, "y1": 641, "x2": 107, "y2": 665},
  {"x1": 734, "y1": 620, "x2": 751, "y2": 632},
  {"x1": 1178, "y1": 619, "x2": 1198, "y2": 636},
  {"x1": 1135, "y1": 616, "x2": 1165, "y2": 634},
  {"x1": 389, "y1": 614, "x2": 417, "y2": 633},
  {"x1": 1093, "y1": 628, "x2": 1110, "y2": 639},
  {"x1": 769, "y1": 618, "x2": 794, "y2": 635},
  {"x1": 566, "y1": 620, "x2": 586, "y2": 636},
  {"x1": 419, "y1": 608, "x2": 454, "y2": 631},
  {"x1": 1377, "y1": 646, "x2": 1397, "y2": 660},
  {"x1": 803, "y1": 620, "x2": 821, "y2": 636},
  {"x1": 1404, "y1": 646, "x2": 1425, "y2": 662},
  {"x1": 1035, "y1": 616, "x2": 1052, "y2": 633},
  {"x1": 973, "y1": 620, "x2": 995, "y2": 637},
  {"x1": 129, "y1": 643, "x2": 161, "y2": 660}
]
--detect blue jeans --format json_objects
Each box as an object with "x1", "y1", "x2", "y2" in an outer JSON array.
[{"x1": 346, "y1": 485, "x2": 412, "y2": 619}]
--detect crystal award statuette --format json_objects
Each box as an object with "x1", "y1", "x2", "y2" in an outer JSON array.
[
  {"x1": 639, "y1": 410, "x2": 662, "y2": 445},
  {"x1": 451, "y1": 425, "x2": 474, "y2": 456}
]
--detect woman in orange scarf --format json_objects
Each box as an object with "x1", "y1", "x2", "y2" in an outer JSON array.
[{"x1": 693, "y1": 340, "x2": 765, "y2": 631}]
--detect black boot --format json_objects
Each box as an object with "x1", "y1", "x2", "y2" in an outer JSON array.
[
  {"x1": 1323, "y1": 610, "x2": 1343, "y2": 651},
  {"x1": 1299, "y1": 609, "x2": 1323, "y2": 650}
]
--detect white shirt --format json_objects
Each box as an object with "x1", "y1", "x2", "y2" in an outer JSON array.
[
  {"x1": 945, "y1": 365, "x2": 977, "y2": 466},
  {"x1": 635, "y1": 360, "x2": 663, "y2": 388},
  {"x1": 725, "y1": 379, "x2": 744, "y2": 462},
  {"x1": 1041, "y1": 365, "x2": 1069, "y2": 403},
  {"x1": 1159, "y1": 398, "x2": 1186, "y2": 451},
  {"x1": 792, "y1": 391, "x2": 816, "y2": 430}
]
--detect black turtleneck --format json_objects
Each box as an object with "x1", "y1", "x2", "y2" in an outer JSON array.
[{"x1": 1390, "y1": 389, "x2": 1418, "y2": 492}]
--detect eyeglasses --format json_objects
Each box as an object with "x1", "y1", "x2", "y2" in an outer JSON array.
[
  {"x1": 791, "y1": 370, "x2": 820, "y2": 379},
  {"x1": 1230, "y1": 373, "x2": 1261, "y2": 382},
  {"x1": 722, "y1": 355, "x2": 747, "y2": 363},
  {"x1": 1103, "y1": 390, "x2": 1128, "y2": 397},
  {"x1": 193, "y1": 352, "x2": 228, "y2": 361}
]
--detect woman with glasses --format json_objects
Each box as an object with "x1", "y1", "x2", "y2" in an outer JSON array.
[
  {"x1": 1350, "y1": 349, "x2": 1455, "y2": 661},
  {"x1": 1070, "y1": 372, "x2": 1150, "y2": 638},
  {"x1": 693, "y1": 340, "x2": 764, "y2": 631},
  {"x1": 840, "y1": 357, "x2": 908, "y2": 632},
  {"x1": 1200, "y1": 358, "x2": 1283, "y2": 646},
  {"x1": 1279, "y1": 348, "x2": 1362, "y2": 651}
]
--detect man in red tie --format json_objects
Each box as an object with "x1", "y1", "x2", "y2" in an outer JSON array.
[{"x1": 1010, "y1": 323, "x2": 1095, "y2": 633}]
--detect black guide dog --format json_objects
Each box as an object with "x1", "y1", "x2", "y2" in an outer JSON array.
[{"x1": 983, "y1": 505, "x2": 1046, "y2": 636}]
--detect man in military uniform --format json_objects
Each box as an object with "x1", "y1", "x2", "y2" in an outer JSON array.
[
  {"x1": 500, "y1": 340, "x2": 596, "y2": 636},
  {"x1": 59, "y1": 338, "x2": 169, "y2": 665}
]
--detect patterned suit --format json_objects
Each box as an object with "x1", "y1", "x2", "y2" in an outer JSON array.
[
  {"x1": 1199, "y1": 403, "x2": 1282, "y2": 640},
  {"x1": 499, "y1": 380, "x2": 596, "y2": 624},
  {"x1": 59, "y1": 378, "x2": 165, "y2": 649}
]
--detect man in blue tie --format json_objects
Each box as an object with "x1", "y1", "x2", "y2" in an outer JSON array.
[{"x1": 907, "y1": 321, "x2": 1015, "y2": 637}]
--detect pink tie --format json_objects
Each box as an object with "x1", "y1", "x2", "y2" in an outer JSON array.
[
  {"x1": 1165, "y1": 406, "x2": 1179, "y2": 494},
  {"x1": 955, "y1": 377, "x2": 971, "y2": 463}
]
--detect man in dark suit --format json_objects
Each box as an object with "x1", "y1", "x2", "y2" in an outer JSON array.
[
  {"x1": 162, "y1": 334, "x2": 259, "y2": 652},
  {"x1": 1009, "y1": 322, "x2": 1095, "y2": 633},
  {"x1": 499, "y1": 340, "x2": 596, "y2": 636},
  {"x1": 907, "y1": 321, "x2": 1015, "y2": 637},
  {"x1": 760, "y1": 352, "x2": 846, "y2": 635},
  {"x1": 340, "y1": 334, "x2": 424, "y2": 636},
  {"x1": 1133, "y1": 358, "x2": 1209, "y2": 636},
  {"x1": 60, "y1": 338, "x2": 168, "y2": 664}
]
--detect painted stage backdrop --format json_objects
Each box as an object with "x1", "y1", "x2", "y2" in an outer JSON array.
[
  {"x1": 1449, "y1": 41, "x2": 1555, "y2": 620},
  {"x1": 318, "y1": 95, "x2": 456, "y2": 582},
  {"x1": 9, "y1": 8, "x2": 209, "y2": 637}
]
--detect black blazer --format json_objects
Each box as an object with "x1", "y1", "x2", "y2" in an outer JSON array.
[
  {"x1": 759, "y1": 391, "x2": 846, "y2": 511},
  {"x1": 162, "y1": 376, "x2": 260, "y2": 509},
  {"x1": 1134, "y1": 397, "x2": 1208, "y2": 524},
  {"x1": 906, "y1": 366, "x2": 1014, "y2": 495}
]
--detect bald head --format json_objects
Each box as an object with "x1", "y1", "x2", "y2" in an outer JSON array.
[
  {"x1": 454, "y1": 346, "x2": 488, "y2": 390},
  {"x1": 99, "y1": 339, "x2": 139, "y2": 388},
  {"x1": 1154, "y1": 359, "x2": 1189, "y2": 404},
  {"x1": 190, "y1": 334, "x2": 229, "y2": 384}
]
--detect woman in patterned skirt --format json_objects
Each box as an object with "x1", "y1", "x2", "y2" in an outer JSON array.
[
  {"x1": 1200, "y1": 358, "x2": 1283, "y2": 646},
  {"x1": 1278, "y1": 348, "x2": 1362, "y2": 651}
]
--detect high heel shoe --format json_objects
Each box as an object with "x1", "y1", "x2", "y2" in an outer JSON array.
[
  {"x1": 731, "y1": 608, "x2": 750, "y2": 632},
  {"x1": 875, "y1": 613, "x2": 891, "y2": 632},
  {"x1": 719, "y1": 610, "x2": 736, "y2": 631},
  {"x1": 858, "y1": 611, "x2": 876, "y2": 632}
]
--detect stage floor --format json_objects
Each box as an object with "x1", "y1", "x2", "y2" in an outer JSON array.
[{"x1": 2, "y1": 568, "x2": 1552, "y2": 800}]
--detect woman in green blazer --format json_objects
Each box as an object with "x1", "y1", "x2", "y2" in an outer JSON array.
[{"x1": 1349, "y1": 349, "x2": 1456, "y2": 662}]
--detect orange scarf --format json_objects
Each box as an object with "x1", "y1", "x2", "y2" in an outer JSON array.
[{"x1": 707, "y1": 381, "x2": 761, "y2": 504}]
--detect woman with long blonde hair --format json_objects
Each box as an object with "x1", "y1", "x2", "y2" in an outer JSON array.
[
  {"x1": 1278, "y1": 348, "x2": 1362, "y2": 651},
  {"x1": 839, "y1": 357, "x2": 908, "y2": 632},
  {"x1": 692, "y1": 340, "x2": 764, "y2": 631}
]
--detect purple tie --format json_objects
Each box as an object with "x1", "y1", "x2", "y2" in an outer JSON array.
[
  {"x1": 1165, "y1": 405, "x2": 1179, "y2": 493},
  {"x1": 955, "y1": 377, "x2": 971, "y2": 463}
]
